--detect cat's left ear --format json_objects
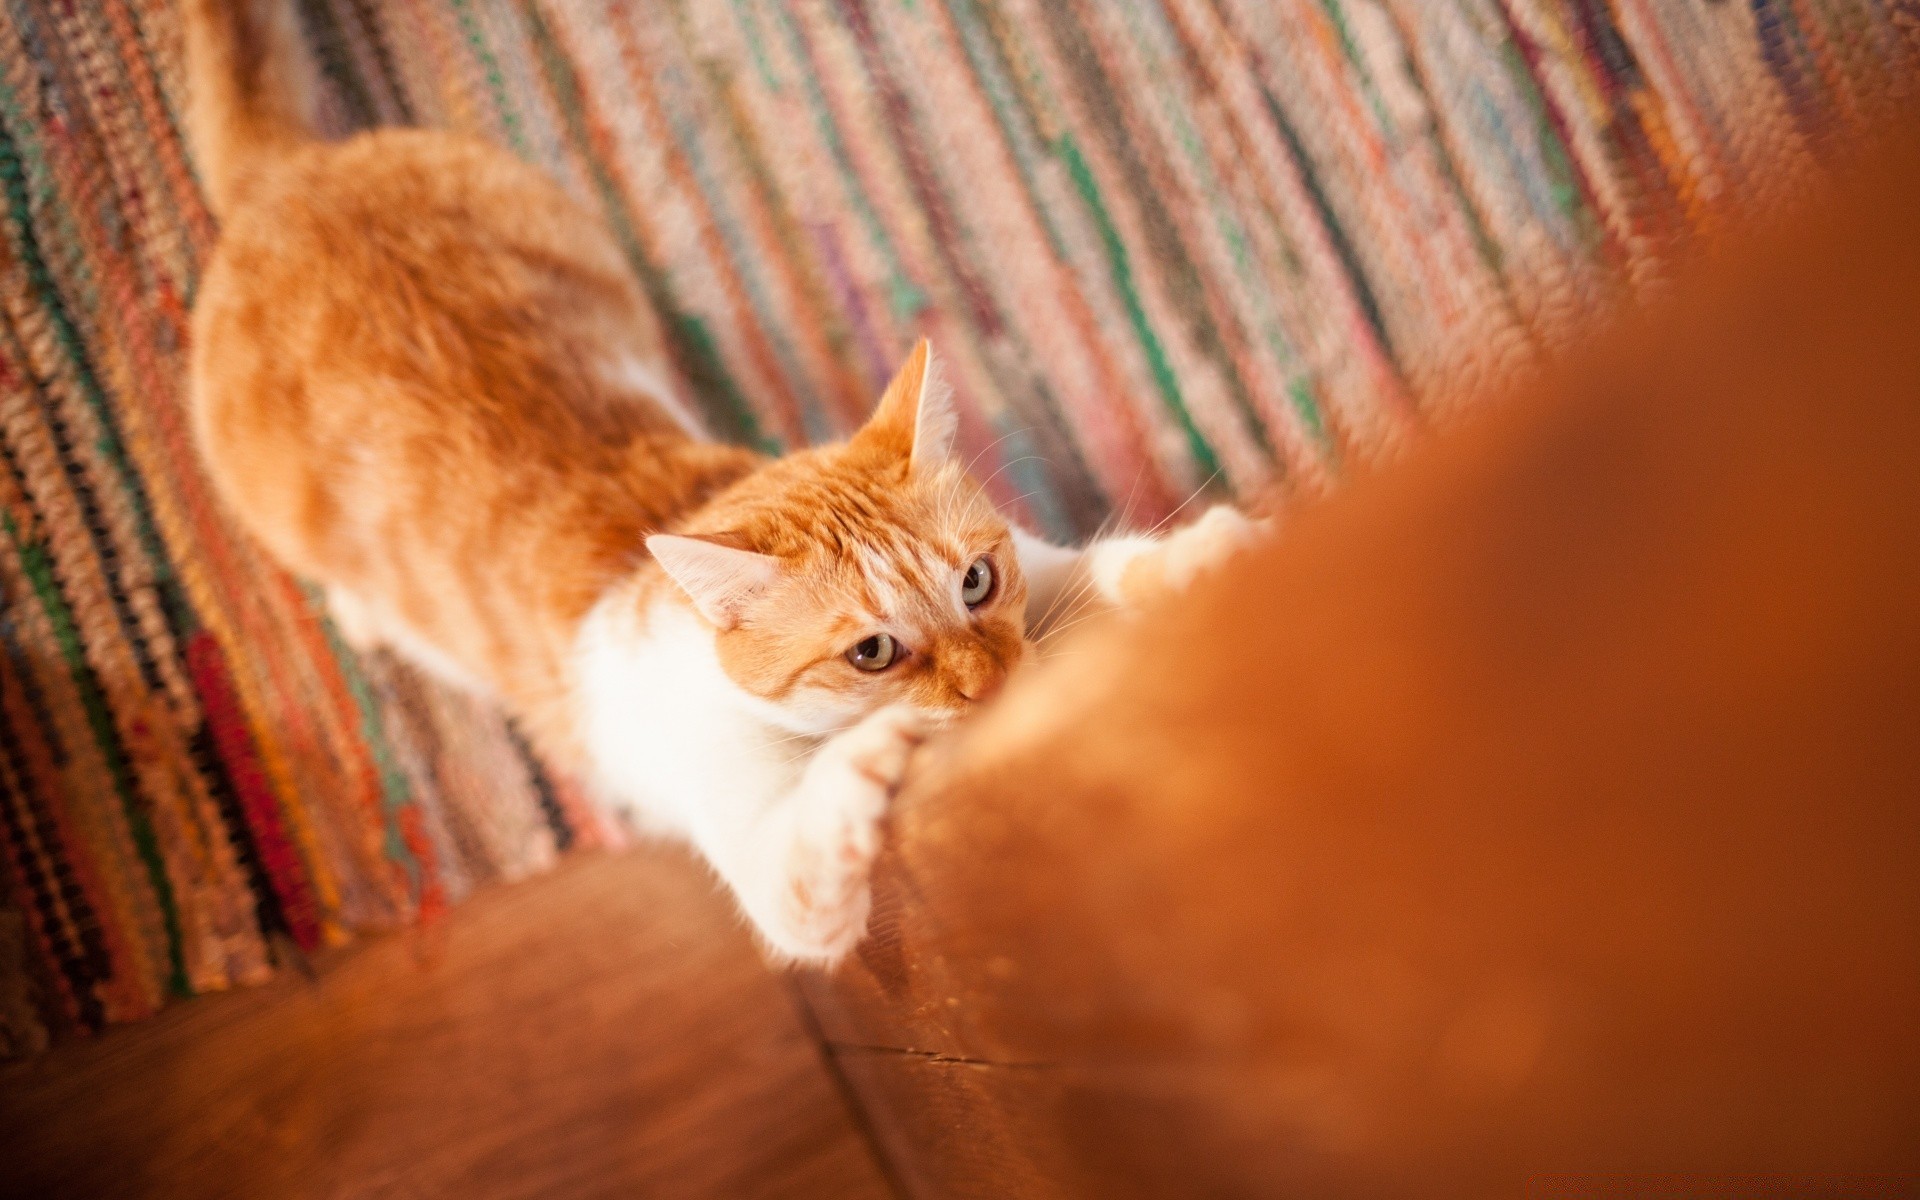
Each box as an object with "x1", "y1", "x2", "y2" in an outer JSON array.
[
  {"x1": 856, "y1": 338, "x2": 957, "y2": 472},
  {"x1": 646, "y1": 533, "x2": 784, "y2": 630}
]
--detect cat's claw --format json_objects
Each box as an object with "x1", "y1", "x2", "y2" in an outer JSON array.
[{"x1": 762, "y1": 704, "x2": 930, "y2": 964}]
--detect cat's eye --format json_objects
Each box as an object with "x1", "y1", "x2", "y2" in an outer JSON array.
[
  {"x1": 847, "y1": 633, "x2": 897, "y2": 672},
  {"x1": 961, "y1": 556, "x2": 995, "y2": 608}
]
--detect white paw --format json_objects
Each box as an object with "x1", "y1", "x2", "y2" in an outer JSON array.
[
  {"x1": 1091, "y1": 505, "x2": 1267, "y2": 608},
  {"x1": 763, "y1": 705, "x2": 930, "y2": 963},
  {"x1": 325, "y1": 585, "x2": 381, "y2": 651},
  {"x1": 1154, "y1": 504, "x2": 1265, "y2": 591}
]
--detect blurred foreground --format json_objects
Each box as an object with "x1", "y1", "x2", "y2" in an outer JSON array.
[{"x1": 808, "y1": 115, "x2": 1920, "y2": 1195}]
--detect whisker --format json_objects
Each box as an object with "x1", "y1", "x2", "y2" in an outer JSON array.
[
  {"x1": 941, "y1": 434, "x2": 1031, "y2": 538},
  {"x1": 758, "y1": 721, "x2": 858, "y2": 753},
  {"x1": 1045, "y1": 593, "x2": 1104, "y2": 640},
  {"x1": 962, "y1": 428, "x2": 1026, "y2": 481},
  {"x1": 772, "y1": 726, "x2": 866, "y2": 771},
  {"x1": 1022, "y1": 469, "x2": 1159, "y2": 639},
  {"x1": 1000, "y1": 490, "x2": 1040, "y2": 514},
  {"x1": 1144, "y1": 469, "x2": 1224, "y2": 539},
  {"x1": 779, "y1": 746, "x2": 826, "y2": 771},
  {"x1": 1034, "y1": 466, "x2": 1228, "y2": 639},
  {"x1": 1034, "y1": 563, "x2": 1096, "y2": 629},
  {"x1": 1033, "y1": 566, "x2": 1109, "y2": 639},
  {"x1": 1033, "y1": 648, "x2": 1094, "y2": 664},
  {"x1": 1037, "y1": 602, "x2": 1116, "y2": 644},
  {"x1": 1110, "y1": 466, "x2": 1148, "y2": 537},
  {"x1": 969, "y1": 456, "x2": 1046, "y2": 516},
  {"x1": 760, "y1": 730, "x2": 823, "y2": 749},
  {"x1": 1031, "y1": 547, "x2": 1101, "y2": 633}
]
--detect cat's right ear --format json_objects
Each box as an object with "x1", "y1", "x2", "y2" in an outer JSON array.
[
  {"x1": 646, "y1": 534, "x2": 783, "y2": 630},
  {"x1": 855, "y1": 338, "x2": 957, "y2": 472}
]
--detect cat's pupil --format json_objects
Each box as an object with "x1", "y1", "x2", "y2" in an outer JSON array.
[
  {"x1": 848, "y1": 633, "x2": 896, "y2": 672},
  {"x1": 961, "y1": 556, "x2": 994, "y2": 607}
]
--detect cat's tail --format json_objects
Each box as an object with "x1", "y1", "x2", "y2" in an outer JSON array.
[{"x1": 182, "y1": 0, "x2": 319, "y2": 219}]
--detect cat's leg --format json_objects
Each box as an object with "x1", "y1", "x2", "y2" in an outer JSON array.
[
  {"x1": 1014, "y1": 506, "x2": 1265, "y2": 639},
  {"x1": 324, "y1": 583, "x2": 495, "y2": 693},
  {"x1": 323, "y1": 584, "x2": 383, "y2": 651},
  {"x1": 688, "y1": 705, "x2": 930, "y2": 964},
  {"x1": 1085, "y1": 504, "x2": 1265, "y2": 608}
]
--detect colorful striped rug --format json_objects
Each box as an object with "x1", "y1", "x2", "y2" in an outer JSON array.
[{"x1": 0, "y1": 0, "x2": 1911, "y2": 1054}]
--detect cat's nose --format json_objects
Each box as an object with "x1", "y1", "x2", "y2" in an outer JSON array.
[
  {"x1": 957, "y1": 669, "x2": 1003, "y2": 703},
  {"x1": 946, "y1": 642, "x2": 1006, "y2": 703}
]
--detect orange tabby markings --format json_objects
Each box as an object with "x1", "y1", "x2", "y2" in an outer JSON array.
[{"x1": 183, "y1": 0, "x2": 1257, "y2": 963}]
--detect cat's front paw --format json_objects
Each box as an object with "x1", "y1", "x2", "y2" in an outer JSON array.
[
  {"x1": 1092, "y1": 505, "x2": 1267, "y2": 608},
  {"x1": 1154, "y1": 504, "x2": 1266, "y2": 590},
  {"x1": 764, "y1": 705, "x2": 929, "y2": 964}
]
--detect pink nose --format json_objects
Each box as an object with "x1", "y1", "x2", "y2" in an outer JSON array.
[
  {"x1": 948, "y1": 643, "x2": 1006, "y2": 703},
  {"x1": 958, "y1": 668, "x2": 1004, "y2": 703}
]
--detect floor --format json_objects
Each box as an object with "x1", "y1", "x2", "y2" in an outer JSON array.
[{"x1": 0, "y1": 845, "x2": 895, "y2": 1200}]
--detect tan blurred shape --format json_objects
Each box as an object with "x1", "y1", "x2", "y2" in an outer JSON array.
[{"x1": 805, "y1": 111, "x2": 1920, "y2": 1199}]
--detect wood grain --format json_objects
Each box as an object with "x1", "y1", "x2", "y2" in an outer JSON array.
[{"x1": 0, "y1": 844, "x2": 893, "y2": 1200}]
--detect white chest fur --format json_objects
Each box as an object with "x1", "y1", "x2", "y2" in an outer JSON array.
[
  {"x1": 572, "y1": 589, "x2": 801, "y2": 838},
  {"x1": 570, "y1": 585, "x2": 930, "y2": 963}
]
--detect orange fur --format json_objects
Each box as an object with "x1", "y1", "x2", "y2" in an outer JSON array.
[
  {"x1": 183, "y1": 0, "x2": 1269, "y2": 961},
  {"x1": 185, "y1": 1, "x2": 1019, "y2": 763},
  {"x1": 695, "y1": 357, "x2": 1028, "y2": 719}
]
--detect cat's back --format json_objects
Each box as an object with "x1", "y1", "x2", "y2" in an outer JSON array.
[
  {"x1": 241, "y1": 129, "x2": 628, "y2": 294},
  {"x1": 193, "y1": 126, "x2": 680, "y2": 450},
  {"x1": 189, "y1": 124, "x2": 706, "y2": 595}
]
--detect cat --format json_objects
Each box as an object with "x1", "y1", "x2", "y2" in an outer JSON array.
[{"x1": 182, "y1": 0, "x2": 1259, "y2": 962}]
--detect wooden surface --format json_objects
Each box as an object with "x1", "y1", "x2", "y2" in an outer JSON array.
[
  {"x1": 0, "y1": 845, "x2": 893, "y2": 1200},
  {"x1": 804, "y1": 124, "x2": 1920, "y2": 1197}
]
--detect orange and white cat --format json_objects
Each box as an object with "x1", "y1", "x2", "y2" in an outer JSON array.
[{"x1": 184, "y1": 0, "x2": 1257, "y2": 961}]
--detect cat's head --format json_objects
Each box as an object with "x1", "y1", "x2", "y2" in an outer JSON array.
[{"x1": 648, "y1": 341, "x2": 1027, "y2": 733}]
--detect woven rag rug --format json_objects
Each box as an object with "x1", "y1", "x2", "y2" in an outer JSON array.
[{"x1": 0, "y1": 0, "x2": 1912, "y2": 1055}]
